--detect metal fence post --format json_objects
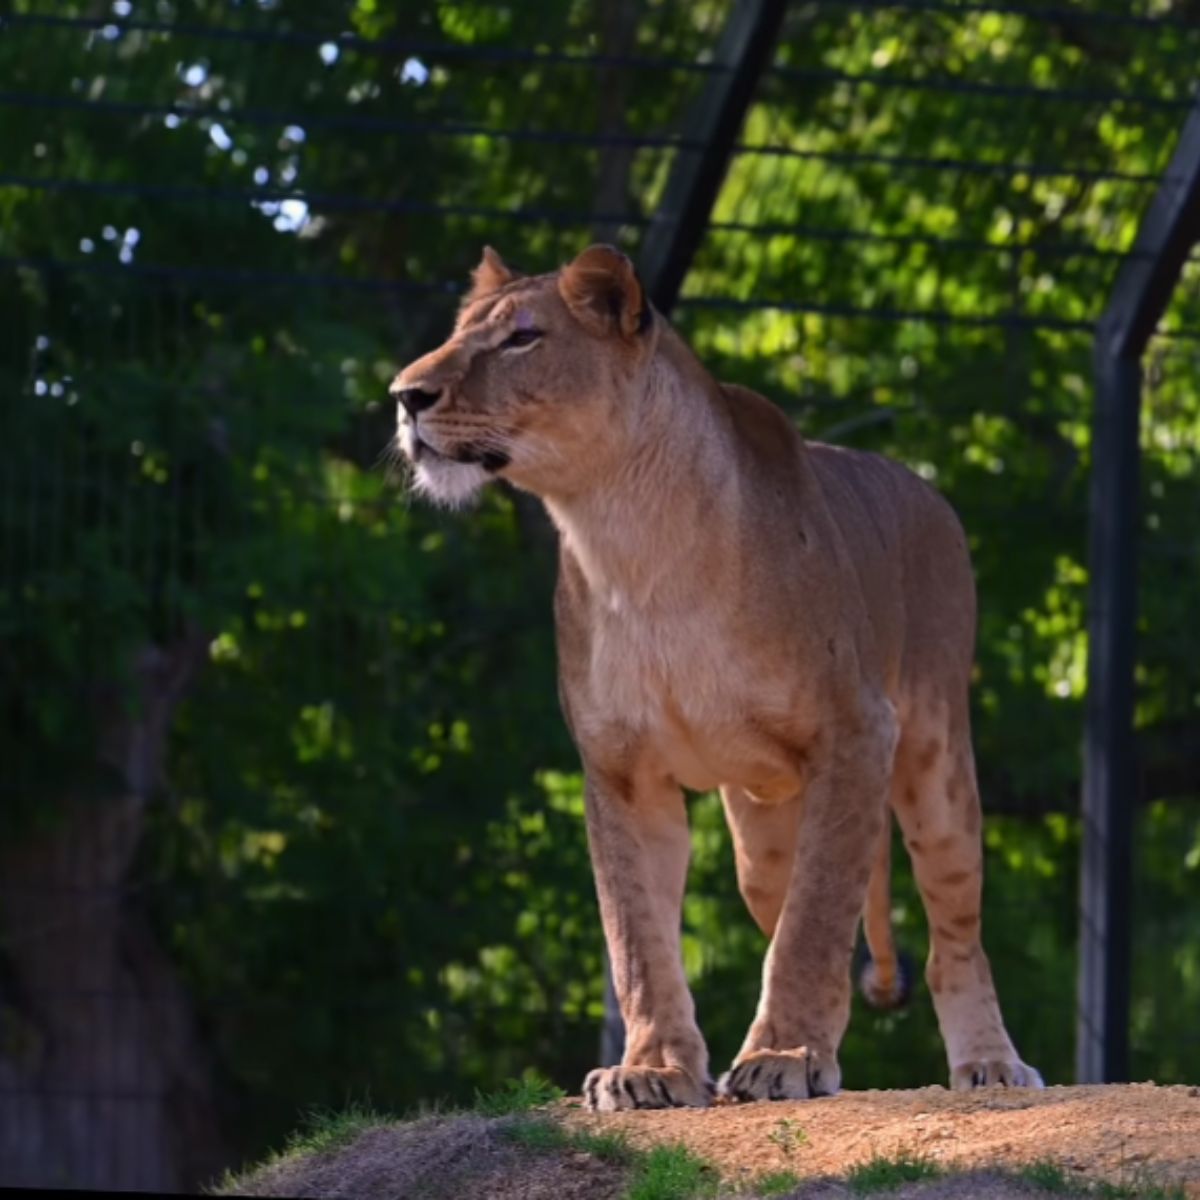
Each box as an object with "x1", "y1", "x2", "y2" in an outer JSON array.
[
  {"x1": 637, "y1": 0, "x2": 788, "y2": 315},
  {"x1": 1077, "y1": 100, "x2": 1200, "y2": 1083}
]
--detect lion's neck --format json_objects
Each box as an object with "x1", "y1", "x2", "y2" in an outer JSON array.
[{"x1": 542, "y1": 335, "x2": 738, "y2": 611}]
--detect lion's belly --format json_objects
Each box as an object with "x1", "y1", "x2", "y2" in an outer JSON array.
[{"x1": 583, "y1": 606, "x2": 809, "y2": 800}]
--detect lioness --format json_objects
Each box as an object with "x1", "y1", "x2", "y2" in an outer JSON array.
[{"x1": 391, "y1": 244, "x2": 1041, "y2": 1109}]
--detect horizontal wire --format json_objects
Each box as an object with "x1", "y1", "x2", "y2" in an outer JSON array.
[
  {"x1": 0, "y1": 174, "x2": 1143, "y2": 261},
  {"x1": 730, "y1": 142, "x2": 1162, "y2": 184},
  {"x1": 2, "y1": 12, "x2": 730, "y2": 76},
  {"x1": 0, "y1": 93, "x2": 1166, "y2": 185},
  {"x1": 1, "y1": 253, "x2": 1154, "y2": 334},
  {"x1": 3, "y1": 15, "x2": 1195, "y2": 111},
  {"x1": 677, "y1": 293, "x2": 1098, "y2": 332},
  {"x1": 9, "y1": 6, "x2": 1198, "y2": 66},
  {"x1": 811, "y1": 0, "x2": 1200, "y2": 33},
  {"x1": 766, "y1": 63, "x2": 1196, "y2": 111},
  {"x1": 0, "y1": 252, "x2": 456, "y2": 294},
  {"x1": 705, "y1": 218, "x2": 1139, "y2": 260},
  {"x1": 0, "y1": 173, "x2": 608, "y2": 228},
  {"x1": 11, "y1": 11, "x2": 1200, "y2": 94},
  {"x1": 680, "y1": 294, "x2": 1200, "y2": 340}
]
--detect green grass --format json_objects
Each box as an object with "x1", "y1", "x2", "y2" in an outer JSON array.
[
  {"x1": 499, "y1": 1117, "x2": 718, "y2": 1200},
  {"x1": 753, "y1": 1168, "x2": 802, "y2": 1195},
  {"x1": 846, "y1": 1150, "x2": 942, "y2": 1194},
  {"x1": 473, "y1": 1072, "x2": 566, "y2": 1116},
  {"x1": 208, "y1": 1100, "x2": 397, "y2": 1194},
  {"x1": 1093, "y1": 1180, "x2": 1185, "y2": 1200},
  {"x1": 282, "y1": 1101, "x2": 395, "y2": 1156},
  {"x1": 1019, "y1": 1160, "x2": 1076, "y2": 1193},
  {"x1": 1017, "y1": 1159, "x2": 1186, "y2": 1199},
  {"x1": 501, "y1": 1114, "x2": 634, "y2": 1162},
  {"x1": 625, "y1": 1143, "x2": 718, "y2": 1200},
  {"x1": 501, "y1": 1116, "x2": 573, "y2": 1153}
]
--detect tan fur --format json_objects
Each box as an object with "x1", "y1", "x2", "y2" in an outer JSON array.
[{"x1": 392, "y1": 245, "x2": 1041, "y2": 1108}]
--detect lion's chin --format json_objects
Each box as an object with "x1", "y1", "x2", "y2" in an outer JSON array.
[{"x1": 411, "y1": 456, "x2": 490, "y2": 509}]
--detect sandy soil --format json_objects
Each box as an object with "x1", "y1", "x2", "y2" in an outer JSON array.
[
  {"x1": 232, "y1": 1083, "x2": 1200, "y2": 1199},
  {"x1": 563, "y1": 1082, "x2": 1200, "y2": 1195}
]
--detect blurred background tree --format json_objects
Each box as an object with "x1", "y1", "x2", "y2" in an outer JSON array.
[{"x1": 0, "y1": 0, "x2": 1197, "y2": 1189}]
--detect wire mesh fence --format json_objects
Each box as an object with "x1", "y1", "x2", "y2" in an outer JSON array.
[{"x1": 1, "y1": 0, "x2": 1198, "y2": 1191}]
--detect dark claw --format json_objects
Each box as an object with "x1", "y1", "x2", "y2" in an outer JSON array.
[
  {"x1": 650, "y1": 1076, "x2": 674, "y2": 1109},
  {"x1": 586, "y1": 1076, "x2": 600, "y2": 1110},
  {"x1": 609, "y1": 1075, "x2": 622, "y2": 1101},
  {"x1": 769, "y1": 1070, "x2": 785, "y2": 1101},
  {"x1": 748, "y1": 1064, "x2": 763, "y2": 1087},
  {"x1": 972, "y1": 1069, "x2": 983, "y2": 1087},
  {"x1": 622, "y1": 1078, "x2": 639, "y2": 1108}
]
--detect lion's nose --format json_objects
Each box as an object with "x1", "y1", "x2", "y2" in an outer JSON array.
[{"x1": 391, "y1": 386, "x2": 442, "y2": 417}]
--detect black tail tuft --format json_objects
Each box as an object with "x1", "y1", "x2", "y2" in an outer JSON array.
[{"x1": 856, "y1": 948, "x2": 916, "y2": 1011}]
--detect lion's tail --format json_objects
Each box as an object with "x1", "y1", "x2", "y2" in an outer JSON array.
[{"x1": 857, "y1": 813, "x2": 914, "y2": 1010}]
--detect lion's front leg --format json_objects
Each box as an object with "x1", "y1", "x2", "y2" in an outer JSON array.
[
  {"x1": 581, "y1": 763, "x2": 711, "y2": 1111},
  {"x1": 721, "y1": 706, "x2": 895, "y2": 1102}
]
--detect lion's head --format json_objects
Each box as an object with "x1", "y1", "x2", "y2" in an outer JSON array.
[{"x1": 390, "y1": 244, "x2": 658, "y2": 507}]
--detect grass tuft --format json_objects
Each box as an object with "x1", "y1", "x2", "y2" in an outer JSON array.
[
  {"x1": 282, "y1": 1100, "x2": 395, "y2": 1157},
  {"x1": 207, "y1": 1100, "x2": 395, "y2": 1194},
  {"x1": 1094, "y1": 1179, "x2": 1185, "y2": 1200},
  {"x1": 625, "y1": 1143, "x2": 718, "y2": 1200},
  {"x1": 1019, "y1": 1160, "x2": 1075, "y2": 1193},
  {"x1": 501, "y1": 1116, "x2": 572, "y2": 1153},
  {"x1": 580, "y1": 1128, "x2": 638, "y2": 1164},
  {"x1": 473, "y1": 1071, "x2": 565, "y2": 1116},
  {"x1": 499, "y1": 1115, "x2": 634, "y2": 1165},
  {"x1": 754, "y1": 1168, "x2": 802, "y2": 1195},
  {"x1": 846, "y1": 1150, "x2": 941, "y2": 1194}
]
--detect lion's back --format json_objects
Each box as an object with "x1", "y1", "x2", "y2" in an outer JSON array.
[{"x1": 806, "y1": 441, "x2": 977, "y2": 706}]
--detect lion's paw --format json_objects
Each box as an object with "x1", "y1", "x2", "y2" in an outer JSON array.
[
  {"x1": 583, "y1": 1065, "x2": 712, "y2": 1111},
  {"x1": 951, "y1": 1059, "x2": 1044, "y2": 1089},
  {"x1": 717, "y1": 1047, "x2": 841, "y2": 1103}
]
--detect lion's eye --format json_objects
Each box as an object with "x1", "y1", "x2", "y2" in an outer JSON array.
[{"x1": 500, "y1": 328, "x2": 543, "y2": 350}]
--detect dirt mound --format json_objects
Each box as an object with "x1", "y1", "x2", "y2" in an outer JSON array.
[
  {"x1": 563, "y1": 1083, "x2": 1200, "y2": 1195},
  {"x1": 229, "y1": 1083, "x2": 1200, "y2": 1199},
  {"x1": 231, "y1": 1112, "x2": 629, "y2": 1200}
]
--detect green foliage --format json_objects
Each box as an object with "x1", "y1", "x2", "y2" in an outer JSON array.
[
  {"x1": 752, "y1": 1169, "x2": 802, "y2": 1196},
  {"x1": 1019, "y1": 1160, "x2": 1077, "y2": 1193},
  {"x1": 210, "y1": 1100, "x2": 395, "y2": 1194},
  {"x1": 498, "y1": 1116, "x2": 573, "y2": 1154},
  {"x1": 1092, "y1": 1180, "x2": 1185, "y2": 1200},
  {"x1": 283, "y1": 1102, "x2": 395, "y2": 1157},
  {"x1": 500, "y1": 1116, "x2": 634, "y2": 1164},
  {"x1": 846, "y1": 1151, "x2": 942, "y2": 1193},
  {"x1": 625, "y1": 1143, "x2": 718, "y2": 1200},
  {"x1": 766, "y1": 1118, "x2": 808, "y2": 1160},
  {"x1": 473, "y1": 1073, "x2": 565, "y2": 1117}
]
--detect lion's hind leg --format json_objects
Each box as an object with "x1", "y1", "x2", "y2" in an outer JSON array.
[{"x1": 892, "y1": 711, "x2": 1042, "y2": 1089}]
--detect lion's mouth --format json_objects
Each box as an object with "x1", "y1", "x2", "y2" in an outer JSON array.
[{"x1": 402, "y1": 425, "x2": 509, "y2": 474}]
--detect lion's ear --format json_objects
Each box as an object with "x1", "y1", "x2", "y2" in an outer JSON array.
[
  {"x1": 464, "y1": 245, "x2": 519, "y2": 304},
  {"x1": 558, "y1": 244, "x2": 649, "y2": 339}
]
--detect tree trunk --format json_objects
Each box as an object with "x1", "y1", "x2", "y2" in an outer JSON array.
[{"x1": 0, "y1": 634, "x2": 225, "y2": 1190}]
